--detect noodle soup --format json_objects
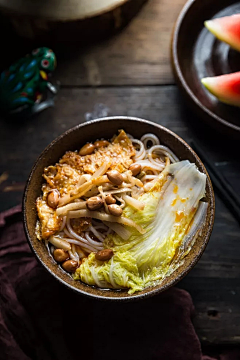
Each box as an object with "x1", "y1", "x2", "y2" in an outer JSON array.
[{"x1": 36, "y1": 130, "x2": 207, "y2": 294}]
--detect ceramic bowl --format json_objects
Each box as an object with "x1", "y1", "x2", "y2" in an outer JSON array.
[{"x1": 23, "y1": 116, "x2": 215, "y2": 300}]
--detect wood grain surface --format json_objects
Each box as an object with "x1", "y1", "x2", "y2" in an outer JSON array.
[
  {"x1": 1, "y1": 87, "x2": 240, "y2": 345},
  {"x1": 53, "y1": 0, "x2": 187, "y2": 85},
  {"x1": 0, "y1": 0, "x2": 240, "y2": 347}
]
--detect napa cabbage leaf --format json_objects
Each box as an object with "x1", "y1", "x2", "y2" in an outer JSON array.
[{"x1": 74, "y1": 161, "x2": 207, "y2": 294}]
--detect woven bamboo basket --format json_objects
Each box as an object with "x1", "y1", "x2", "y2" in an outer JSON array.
[{"x1": 0, "y1": 0, "x2": 147, "y2": 42}]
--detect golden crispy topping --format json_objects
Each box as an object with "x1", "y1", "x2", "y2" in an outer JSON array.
[
  {"x1": 59, "y1": 130, "x2": 135, "y2": 175},
  {"x1": 36, "y1": 198, "x2": 61, "y2": 239},
  {"x1": 37, "y1": 131, "x2": 135, "y2": 241},
  {"x1": 43, "y1": 164, "x2": 81, "y2": 194}
]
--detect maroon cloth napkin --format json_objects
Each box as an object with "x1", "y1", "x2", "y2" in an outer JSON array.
[{"x1": 0, "y1": 206, "x2": 237, "y2": 360}]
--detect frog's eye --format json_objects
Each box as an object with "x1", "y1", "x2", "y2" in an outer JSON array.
[
  {"x1": 41, "y1": 59, "x2": 49, "y2": 68},
  {"x1": 32, "y1": 48, "x2": 40, "y2": 55}
]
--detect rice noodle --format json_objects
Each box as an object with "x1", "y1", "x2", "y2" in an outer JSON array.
[
  {"x1": 66, "y1": 218, "x2": 87, "y2": 242},
  {"x1": 140, "y1": 133, "x2": 160, "y2": 147},
  {"x1": 134, "y1": 159, "x2": 165, "y2": 172},
  {"x1": 65, "y1": 218, "x2": 102, "y2": 251},
  {"x1": 148, "y1": 145, "x2": 179, "y2": 163},
  {"x1": 89, "y1": 225, "x2": 105, "y2": 242},
  {"x1": 62, "y1": 236, "x2": 101, "y2": 252},
  {"x1": 85, "y1": 232, "x2": 104, "y2": 248},
  {"x1": 148, "y1": 154, "x2": 165, "y2": 168},
  {"x1": 64, "y1": 227, "x2": 72, "y2": 238},
  {"x1": 131, "y1": 139, "x2": 146, "y2": 161},
  {"x1": 62, "y1": 237, "x2": 86, "y2": 245}
]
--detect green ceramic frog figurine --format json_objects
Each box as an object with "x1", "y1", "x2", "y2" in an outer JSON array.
[{"x1": 0, "y1": 47, "x2": 58, "y2": 117}]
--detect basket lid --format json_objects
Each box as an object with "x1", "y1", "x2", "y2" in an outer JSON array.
[{"x1": 0, "y1": 0, "x2": 127, "y2": 21}]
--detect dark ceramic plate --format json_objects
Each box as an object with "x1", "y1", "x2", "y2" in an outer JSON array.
[
  {"x1": 23, "y1": 117, "x2": 215, "y2": 301},
  {"x1": 172, "y1": 0, "x2": 240, "y2": 138}
]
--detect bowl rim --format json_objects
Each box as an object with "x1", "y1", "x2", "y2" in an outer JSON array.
[
  {"x1": 23, "y1": 116, "x2": 215, "y2": 301},
  {"x1": 171, "y1": 0, "x2": 240, "y2": 135}
]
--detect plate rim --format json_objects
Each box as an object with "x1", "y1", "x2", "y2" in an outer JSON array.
[{"x1": 171, "y1": 0, "x2": 240, "y2": 136}]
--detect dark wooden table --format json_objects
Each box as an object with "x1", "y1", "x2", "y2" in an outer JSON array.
[{"x1": 0, "y1": 0, "x2": 240, "y2": 349}]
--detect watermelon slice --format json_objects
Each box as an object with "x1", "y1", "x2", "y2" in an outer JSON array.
[
  {"x1": 205, "y1": 14, "x2": 240, "y2": 52},
  {"x1": 201, "y1": 72, "x2": 240, "y2": 107}
]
